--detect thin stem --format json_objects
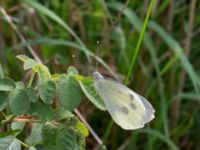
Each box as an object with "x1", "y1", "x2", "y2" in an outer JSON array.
[
  {"x1": 28, "y1": 71, "x2": 36, "y2": 87},
  {"x1": 99, "y1": 120, "x2": 114, "y2": 150},
  {"x1": 124, "y1": 0, "x2": 155, "y2": 84},
  {"x1": 17, "y1": 139, "x2": 30, "y2": 148}
]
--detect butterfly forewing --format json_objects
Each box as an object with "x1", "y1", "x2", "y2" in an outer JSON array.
[{"x1": 94, "y1": 78, "x2": 155, "y2": 130}]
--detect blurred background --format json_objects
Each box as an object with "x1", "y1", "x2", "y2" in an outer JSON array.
[{"x1": 0, "y1": 0, "x2": 200, "y2": 149}]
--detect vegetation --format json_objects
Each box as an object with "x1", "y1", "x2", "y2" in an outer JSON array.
[{"x1": 0, "y1": 0, "x2": 200, "y2": 149}]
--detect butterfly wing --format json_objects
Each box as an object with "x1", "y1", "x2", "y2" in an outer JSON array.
[{"x1": 94, "y1": 79, "x2": 155, "y2": 130}]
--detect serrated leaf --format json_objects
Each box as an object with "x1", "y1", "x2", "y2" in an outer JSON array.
[
  {"x1": 15, "y1": 82, "x2": 25, "y2": 90},
  {"x1": 41, "y1": 122, "x2": 58, "y2": 147},
  {"x1": 67, "y1": 66, "x2": 79, "y2": 75},
  {"x1": 16, "y1": 55, "x2": 37, "y2": 70},
  {"x1": 26, "y1": 87, "x2": 38, "y2": 102},
  {"x1": 26, "y1": 123, "x2": 42, "y2": 146},
  {"x1": 58, "y1": 75, "x2": 82, "y2": 111},
  {"x1": 0, "y1": 91, "x2": 8, "y2": 111},
  {"x1": 79, "y1": 78, "x2": 106, "y2": 110},
  {"x1": 0, "y1": 136, "x2": 14, "y2": 150},
  {"x1": 55, "y1": 108, "x2": 74, "y2": 120},
  {"x1": 0, "y1": 78, "x2": 15, "y2": 91},
  {"x1": 9, "y1": 89, "x2": 30, "y2": 116},
  {"x1": 30, "y1": 102, "x2": 55, "y2": 121},
  {"x1": 8, "y1": 139, "x2": 21, "y2": 150},
  {"x1": 55, "y1": 127, "x2": 77, "y2": 150},
  {"x1": 38, "y1": 80, "x2": 55, "y2": 104}
]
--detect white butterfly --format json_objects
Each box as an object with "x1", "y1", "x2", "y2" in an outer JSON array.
[{"x1": 93, "y1": 71, "x2": 155, "y2": 130}]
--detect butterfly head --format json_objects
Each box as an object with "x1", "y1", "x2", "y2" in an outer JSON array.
[{"x1": 93, "y1": 71, "x2": 104, "y2": 81}]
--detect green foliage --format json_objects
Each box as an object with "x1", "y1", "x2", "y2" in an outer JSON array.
[
  {"x1": 0, "y1": 92, "x2": 8, "y2": 111},
  {"x1": 26, "y1": 123, "x2": 42, "y2": 146},
  {"x1": 26, "y1": 87, "x2": 38, "y2": 103},
  {"x1": 30, "y1": 102, "x2": 55, "y2": 121},
  {"x1": 0, "y1": 55, "x2": 104, "y2": 149},
  {"x1": 41, "y1": 122, "x2": 58, "y2": 148},
  {"x1": 0, "y1": 136, "x2": 14, "y2": 150},
  {"x1": 38, "y1": 80, "x2": 55, "y2": 104},
  {"x1": 0, "y1": 78, "x2": 15, "y2": 91},
  {"x1": 79, "y1": 78, "x2": 106, "y2": 110},
  {"x1": 17, "y1": 55, "x2": 37, "y2": 71},
  {"x1": 9, "y1": 89, "x2": 30, "y2": 116},
  {"x1": 67, "y1": 66, "x2": 79, "y2": 75},
  {"x1": 55, "y1": 127, "x2": 77, "y2": 150},
  {"x1": 58, "y1": 75, "x2": 82, "y2": 111}
]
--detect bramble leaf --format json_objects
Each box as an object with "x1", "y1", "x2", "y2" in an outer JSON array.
[
  {"x1": 58, "y1": 75, "x2": 81, "y2": 111},
  {"x1": 0, "y1": 91, "x2": 8, "y2": 111},
  {"x1": 67, "y1": 66, "x2": 79, "y2": 75},
  {"x1": 26, "y1": 87, "x2": 38, "y2": 103},
  {"x1": 0, "y1": 78, "x2": 15, "y2": 91},
  {"x1": 38, "y1": 80, "x2": 55, "y2": 104},
  {"x1": 9, "y1": 89, "x2": 30, "y2": 116},
  {"x1": 16, "y1": 55, "x2": 37, "y2": 70}
]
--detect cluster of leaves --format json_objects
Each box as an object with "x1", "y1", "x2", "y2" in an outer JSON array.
[{"x1": 0, "y1": 55, "x2": 106, "y2": 150}]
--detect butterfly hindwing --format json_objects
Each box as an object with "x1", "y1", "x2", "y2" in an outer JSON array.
[{"x1": 94, "y1": 78, "x2": 155, "y2": 130}]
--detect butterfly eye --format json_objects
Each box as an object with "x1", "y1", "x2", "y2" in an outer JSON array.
[{"x1": 121, "y1": 107, "x2": 129, "y2": 114}]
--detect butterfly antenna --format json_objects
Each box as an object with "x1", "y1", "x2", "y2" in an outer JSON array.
[{"x1": 95, "y1": 40, "x2": 100, "y2": 71}]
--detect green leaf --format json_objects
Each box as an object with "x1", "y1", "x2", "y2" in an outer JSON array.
[
  {"x1": 30, "y1": 102, "x2": 55, "y2": 121},
  {"x1": 16, "y1": 55, "x2": 37, "y2": 70},
  {"x1": 0, "y1": 91, "x2": 8, "y2": 111},
  {"x1": 0, "y1": 78, "x2": 15, "y2": 91},
  {"x1": 26, "y1": 87, "x2": 38, "y2": 103},
  {"x1": 0, "y1": 130, "x2": 20, "y2": 138},
  {"x1": 26, "y1": 123, "x2": 42, "y2": 146},
  {"x1": 67, "y1": 66, "x2": 79, "y2": 75},
  {"x1": 9, "y1": 89, "x2": 30, "y2": 116},
  {"x1": 29, "y1": 147, "x2": 37, "y2": 150},
  {"x1": 8, "y1": 139, "x2": 21, "y2": 150},
  {"x1": 58, "y1": 75, "x2": 81, "y2": 111},
  {"x1": 41, "y1": 122, "x2": 58, "y2": 147},
  {"x1": 0, "y1": 136, "x2": 14, "y2": 150},
  {"x1": 35, "y1": 64, "x2": 51, "y2": 83},
  {"x1": 11, "y1": 122, "x2": 25, "y2": 131},
  {"x1": 55, "y1": 127, "x2": 77, "y2": 150},
  {"x1": 79, "y1": 78, "x2": 106, "y2": 110},
  {"x1": 38, "y1": 80, "x2": 55, "y2": 104},
  {"x1": 15, "y1": 82, "x2": 25, "y2": 90},
  {"x1": 55, "y1": 108, "x2": 74, "y2": 120},
  {"x1": 76, "y1": 120, "x2": 89, "y2": 138}
]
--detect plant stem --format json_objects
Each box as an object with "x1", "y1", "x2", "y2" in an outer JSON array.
[
  {"x1": 124, "y1": 0, "x2": 155, "y2": 84},
  {"x1": 28, "y1": 71, "x2": 36, "y2": 87}
]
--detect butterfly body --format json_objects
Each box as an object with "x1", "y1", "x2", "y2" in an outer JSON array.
[{"x1": 93, "y1": 71, "x2": 155, "y2": 130}]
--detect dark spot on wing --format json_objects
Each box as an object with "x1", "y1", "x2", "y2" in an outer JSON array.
[
  {"x1": 117, "y1": 90, "x2": 123, "y2": 94},
  {"x1": 129, "y1": 93, "x2": 135, "y2": 100},
  {"x1": 121, "y1": 107, "x2": 129, "y2": 114},
  {"x1": 130, "y1": 103, "x2": 136, "y2": 109}
]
